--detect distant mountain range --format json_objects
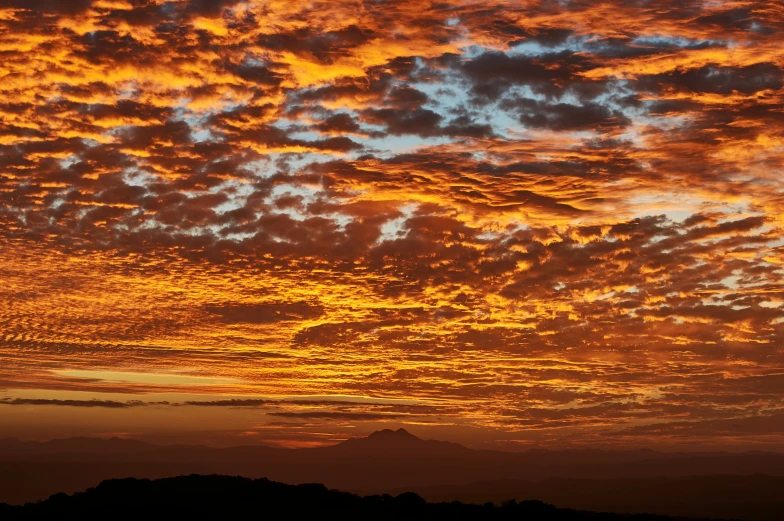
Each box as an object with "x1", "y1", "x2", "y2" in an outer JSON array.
[
  {"x1": 2, "y1": 429, "x2": 784, "y2": 519},
  {"x1": 0, "y1": 474, "x2": 740, "y2": 521}
]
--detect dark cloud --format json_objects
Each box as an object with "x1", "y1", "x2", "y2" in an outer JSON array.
[
  {"x1": 504, "y1": 99, "x2": 631, "y2": 131},
  {"x1": 268, "y1": 411, "x2": 404, "y2": 420},
  {"x1": 636, "y1": 63, "x2": 784, "y2": 96},
  {"x1": 0, "y1": 398, "x2": 147, "y2": 408},
  {"x1": 462, "y1": 51, "x2": 591, "y2": 100},
  {"x1": 185, "y1": 399, "x2": 272, "y2": 407}
]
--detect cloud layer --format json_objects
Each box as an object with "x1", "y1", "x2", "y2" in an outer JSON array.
[{"x1": 1, "y1": 0, "x2": 783, "y2": 449}]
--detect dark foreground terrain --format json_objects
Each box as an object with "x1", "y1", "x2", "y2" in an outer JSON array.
[
  {"x1": 398, "y1": 476, "x2": 784, "y2": 521},
  {"x1": 0, "y1": 474, "x2": 725, "y2": 521},
  {"x1": 4, "y1": 429, "x2": 784, "y2": 516}
]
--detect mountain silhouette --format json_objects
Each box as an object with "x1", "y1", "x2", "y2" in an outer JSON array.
[
  {"x1": 3, "y1": 430, "x2": 784, "y2": 519},
  {"x1": 0, "y1": 474, "x2": 730, "y2": 521},
  {"x1": 363, "y1": 427, "x2": 421, "y2": 442},
  {"x1": 0, "y1": 437, "x2": 159, "y2": 456},
  {"x1": 329, "y1": 428, "x2": 470, "y2": 455}
]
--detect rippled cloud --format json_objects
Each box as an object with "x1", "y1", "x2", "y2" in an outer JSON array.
[{"x1": 0, "y1": 0, "x2": 783, "y2": 449}]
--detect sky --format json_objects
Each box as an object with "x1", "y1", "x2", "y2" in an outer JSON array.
[{"x1": 1, "y1": 0, "x2": 783, "y2": 451}]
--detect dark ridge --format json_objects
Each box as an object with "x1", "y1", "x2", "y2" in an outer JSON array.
[
  {"x1": 368, "y1": 428, "x2": 419, "y2": 439},
  {"x1": 0, "y1": 474, "x2": 727, "y2": 521},
  {"x1": 331, "y1": 428, "x2": 470, "y2": 454}
]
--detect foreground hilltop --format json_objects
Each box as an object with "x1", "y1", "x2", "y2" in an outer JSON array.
[{"x1": 0, "y1": 474, "x2": 721, "y2": 521}]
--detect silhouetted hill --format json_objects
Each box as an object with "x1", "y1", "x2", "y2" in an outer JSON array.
[
  {"x1": 0, "y1": 474, "x2": 729, "y2": 521},
  {"x1": 328, "y1": 428, "x2": 471, "y2": 455},
  {"x1": 393, "y1": 475, "x2": 784, "y2": 521}
]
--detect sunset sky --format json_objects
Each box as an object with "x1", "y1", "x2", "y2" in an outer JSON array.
[{"x1": 1, "y1": 0, "x2": 783, "y2": 451}]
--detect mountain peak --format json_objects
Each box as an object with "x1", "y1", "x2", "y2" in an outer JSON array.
[
  {"x1": 366, "y1": 428, "x2": 419, "y2": 440},
  {"x1": 330, "y1": 428, "x2": 471, "y2": 456}
]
